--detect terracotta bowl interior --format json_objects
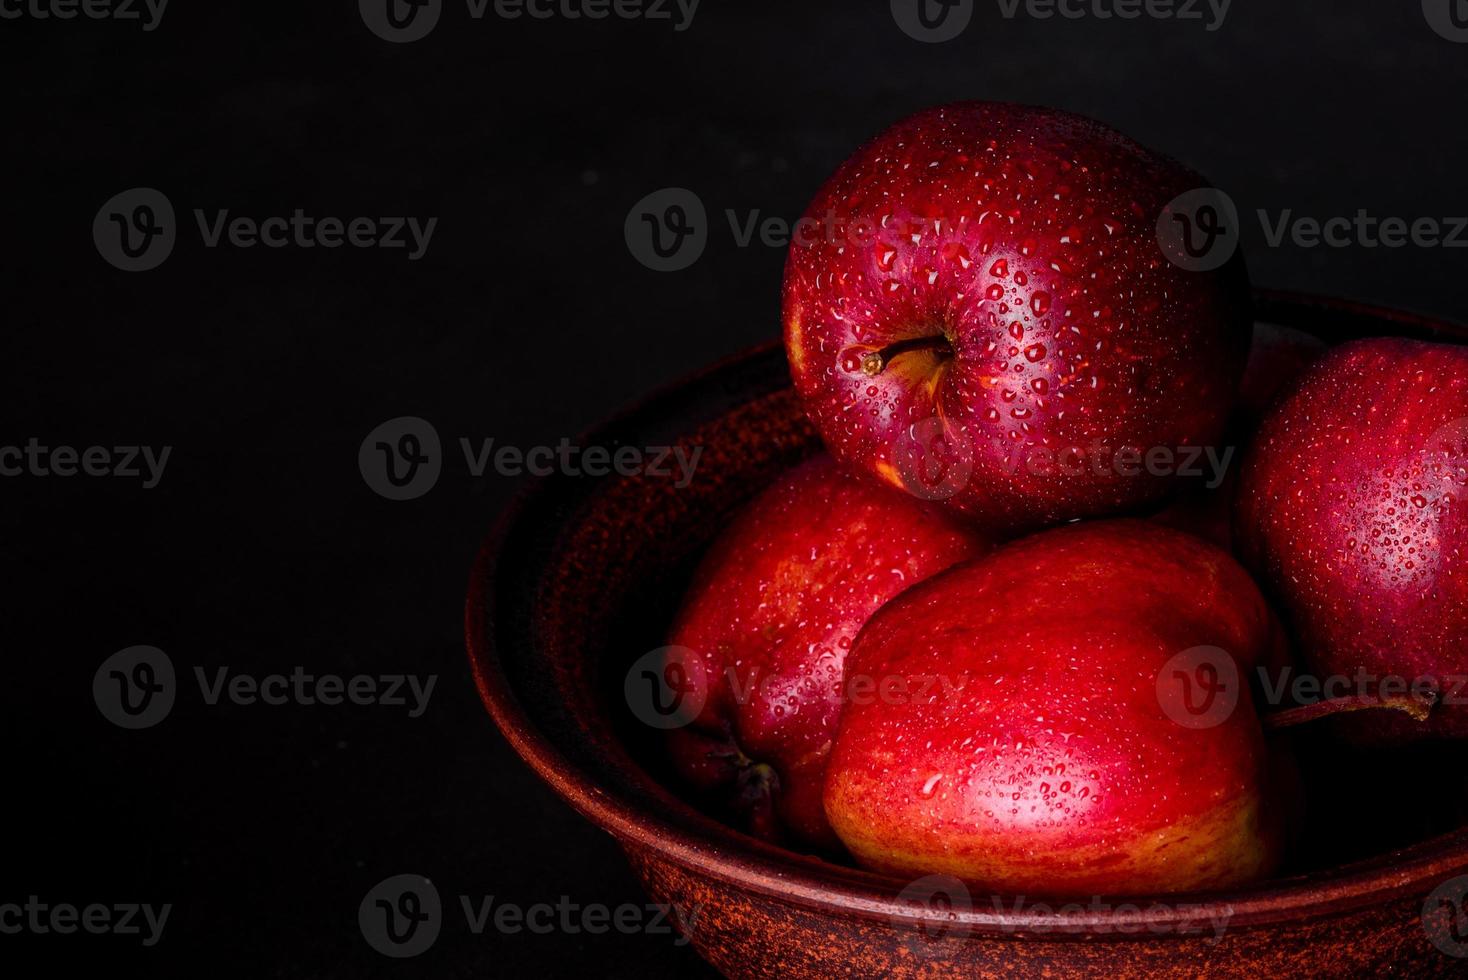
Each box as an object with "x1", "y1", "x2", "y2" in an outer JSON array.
[{"x1": 467, "y1": 291, "x2": 1468, "y2": 934}]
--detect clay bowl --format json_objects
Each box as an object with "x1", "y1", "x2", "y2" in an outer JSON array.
[{"x1": 466, "y1": 292, "x2": 1468, "y2": 978}]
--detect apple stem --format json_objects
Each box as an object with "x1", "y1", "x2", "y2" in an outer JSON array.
[
  {"x1": 860, "y1": 335, "x2": 952, "y2": 376},
  {"x1": 1262, "y1": 690, "x2": 1438, "y2": 732}
]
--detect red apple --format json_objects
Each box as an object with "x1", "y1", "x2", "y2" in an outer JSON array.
[
  {"x1": 662, "y1": 454, "x2": 989, "y2": 848},
  {"x1": 823, "y1": 520, "x2": 1293, "y2": 895},
  {"x1": 1237, "y1": 336, "x2": 1468, "y2": 741},
  {"x1": 782, "y1": 101, "x2": 1251, "y2": 532}
]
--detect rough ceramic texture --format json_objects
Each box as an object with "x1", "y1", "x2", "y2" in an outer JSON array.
[
  {"x1": 782, "y1": 102, "x2": 1251, "y2": 531},
  {"x1": 1238, "y1": 337, "x2": 1468, "y2": 742},
  {"x1": 665, "y1": 454, "x2": 989, "y2": 848},
  {"x1": 467, "y1": 297, "x2": 1468, "y2": 979},
  {"x1": 626, "y1": 848, "x2": 1459, "y2": 979}
]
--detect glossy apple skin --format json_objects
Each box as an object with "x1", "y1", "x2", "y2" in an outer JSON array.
[
  {"x1": 823, "y1": 520, "x2": 1291, "y2": 895},
  {"x1": 664, "y1": 454, "x2": 989, "y2": 848},
  {"x1": 783, "y1": 101, "x2": 1251, "y2": 532},
  {"x1": 1237, "y1": 337, "x2": 1468, "y2": 741}
]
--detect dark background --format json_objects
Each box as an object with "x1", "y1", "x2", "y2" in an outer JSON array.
[{"x1": 3, "y1": 1, "x2": 1465, "y2": 975}]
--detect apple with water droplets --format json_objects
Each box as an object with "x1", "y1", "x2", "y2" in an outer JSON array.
[
  {"x1": 782, "y1": 102, "x2": 1251, "y2": 531},
  {"x1": 822, "y1": 520, "x2": 1295, "y2": 894},
  {"x1": 1237, "y1": 336, "x2": 1468, "y2": 742},
  {"x1": 662, "y1": 454, "x2": 989, "y2": 848}
]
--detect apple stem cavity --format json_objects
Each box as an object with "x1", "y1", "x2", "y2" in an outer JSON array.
[
  {"x1": 859, "y1": 335, "x2": 953, "y2": 376},
  {"x1": 1262, "y1": 689, "x2": 1439, "y2": 733}
]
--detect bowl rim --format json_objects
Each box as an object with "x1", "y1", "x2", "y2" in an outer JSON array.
[{"x1": 465, "y1": 289, "x2": 1468, "y2": 934}]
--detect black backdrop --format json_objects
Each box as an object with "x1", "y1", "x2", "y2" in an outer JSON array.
[{"x1": 4, "y1": 1, "x2": 1466, "y2": 975}]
